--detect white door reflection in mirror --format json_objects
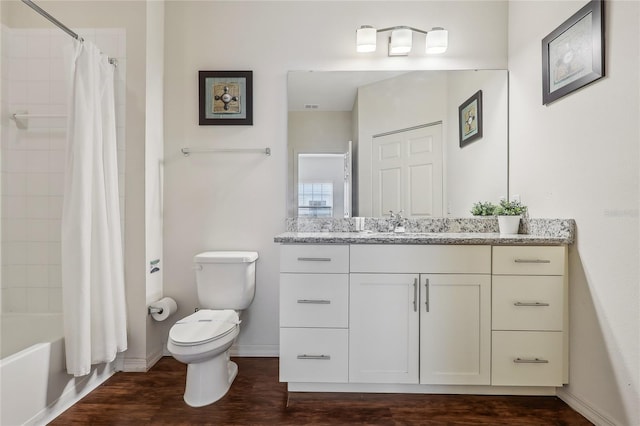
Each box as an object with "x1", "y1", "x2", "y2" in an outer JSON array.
[
  {"x1": 298, "y1": 152, "x2": 351, "y2": 218},
  {"x1": 372, "y1": 124, "x2": 443, "y2": 217}
]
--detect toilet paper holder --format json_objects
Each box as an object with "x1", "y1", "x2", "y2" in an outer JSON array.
[{"x1": 148, "y1": 306, "x2": 164, "y2": 315}]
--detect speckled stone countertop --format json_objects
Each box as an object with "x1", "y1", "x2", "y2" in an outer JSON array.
[{"x1": 274, "y1": 217, "x2": 575, "y2": 246}]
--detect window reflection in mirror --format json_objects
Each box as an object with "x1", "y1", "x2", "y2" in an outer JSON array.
[{"x1": 297, "y1": 153, "x2": 350, "y2": 218}]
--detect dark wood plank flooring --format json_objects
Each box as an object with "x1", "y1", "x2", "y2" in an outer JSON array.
[{"x1": 50, "y1": 357, "x2": 592, "y2": 425}]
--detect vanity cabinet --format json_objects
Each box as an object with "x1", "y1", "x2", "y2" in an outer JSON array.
[
  {"x1": 349, "y1": 245, "x2": 491, "y2": 386},
  {"x1": 279, "y1": 244, "x2": 349, "y2": 383},
  {"x1": 278, "y1": 241, "x2": 568, "y2": 394},
  {"x1": 491, "y1": 246, "x2": 568, "y2": 387}
]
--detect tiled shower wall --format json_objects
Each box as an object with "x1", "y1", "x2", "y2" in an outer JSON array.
[{"x1": 0, "y1": 26, "x2": 126, "y2": 313}]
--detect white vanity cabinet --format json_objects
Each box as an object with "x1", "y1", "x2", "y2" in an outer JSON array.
[
  {"x1": 491, "y1": 246, "x2": 568, "y2": 387},
  {"x1": 349, "y1": 245, "x2": 492, "y2": 386},
  {"x1": 278, "y1": 240, "x2": 569, "y2": 394},
  {"x1": 279, "y1": 244, "x2": 349, "y2": 383}
]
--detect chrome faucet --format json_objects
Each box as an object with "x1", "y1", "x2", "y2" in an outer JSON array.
[{"x1": 389, "y1": 210, "x2": 406, "y2": 233}]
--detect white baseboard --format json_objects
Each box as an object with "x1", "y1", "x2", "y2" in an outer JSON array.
[
  {"x1": 122, "y1": 348, "x2": 164, "y2": 372},
  {"x1": 557, "y1": 388, "x2": 618, "y2": 426}
]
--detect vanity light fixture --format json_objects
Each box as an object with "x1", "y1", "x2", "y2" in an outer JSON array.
[{"x1": 356, "y1": 25, "x2": 448, "y2": 56}]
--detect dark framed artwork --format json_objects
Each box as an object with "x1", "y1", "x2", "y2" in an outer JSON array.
[
  {"x1": 459, "y1": 90, "x2": 483, "y2": 147},
  {"x1": 542, "y1": 0, "x2": 604, "y2": 105},
  {"x1": 199, "y1": 71, "x2": 253, "y2": 125}
]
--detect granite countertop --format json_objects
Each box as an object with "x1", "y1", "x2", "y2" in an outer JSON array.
[
  {"x1": 275, "y1": 217, "x2": 576, "y2": 246},
  {"x1": 273, "y1": 231, "x2": 571, "y2": 246}
]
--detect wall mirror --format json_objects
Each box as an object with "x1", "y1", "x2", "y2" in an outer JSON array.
[{"x1": 287, "y1": 70, "x2": 508, "y2": 218}]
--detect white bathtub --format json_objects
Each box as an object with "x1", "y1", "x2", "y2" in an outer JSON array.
[{"x1": 0, "y1": 314, "x2": 116, "y2": 425}]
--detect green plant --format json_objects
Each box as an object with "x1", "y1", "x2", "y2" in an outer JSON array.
[
  {"x1": 470, "y1": 201, "x2": 497, "y2": 216},
  {"x1": 494, "y1": 199, "x2": 527, "y2": 216}
]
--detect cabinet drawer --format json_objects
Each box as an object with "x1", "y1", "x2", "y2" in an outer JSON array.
[
  {"x1": 492, "y1": 331, "x2": 563, "y2": 386},
  {"x1": 492, "y1": 276, "x2": 564, "y2": 331},
  {"x1": 350, "y1": 245, "x2": 491, "y2": 274},
  {"x1": 280, "y1": 244, "x2": 349, "y2": 273},
  {"x1": 279, "y1": 328, "x2": 348, "y2": 383},
  {"x1": 280, "y1": 274, "x2": 349, "y2": 328},
  {"x1": 493, "y1": 246, "x2": 566, "y2": 275}
]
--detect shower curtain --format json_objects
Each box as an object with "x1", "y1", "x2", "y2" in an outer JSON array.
[{"x1": 61, "y1": 39, "x2": 127, "y2": 377}]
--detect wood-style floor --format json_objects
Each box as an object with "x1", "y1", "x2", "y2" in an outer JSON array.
[{"x1": 50, "y1": 357, "x2": 592, "y2": 425}]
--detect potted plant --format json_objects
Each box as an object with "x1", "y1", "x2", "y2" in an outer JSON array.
[
  {"x1": 470, "y1": 201, "x2": 497, "y2": 216},
  {"x1": 494, "y1": 199, "x2": 527, "y2": 234}
]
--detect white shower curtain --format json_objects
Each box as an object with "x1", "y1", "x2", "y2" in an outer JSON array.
[{"x1": 61, "y1": 39, "x2": 127, "y2": 377}]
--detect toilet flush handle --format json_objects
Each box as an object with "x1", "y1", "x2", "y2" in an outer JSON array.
[{"x1": 192, "y1": 264, "x2": 203, "y2": 271}]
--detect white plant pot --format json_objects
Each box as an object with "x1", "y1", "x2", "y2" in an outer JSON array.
[{"x1": 498, "y1": 215, "x2": 521, "y2": 235}]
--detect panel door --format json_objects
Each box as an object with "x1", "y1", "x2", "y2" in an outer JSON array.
[
  {"x1": 349, "y1": 273, "x2": 419, "y2": 384},
  {"x1": 420, "y1": 274, "x2": 491, "y2": 385},
  {"x1": 372, "y1": 124, "x2": 443, "y2": 217}
]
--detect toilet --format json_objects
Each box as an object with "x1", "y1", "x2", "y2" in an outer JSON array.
[{"x1": 167, "y1": 251, "x2": 258, "y2": 407}]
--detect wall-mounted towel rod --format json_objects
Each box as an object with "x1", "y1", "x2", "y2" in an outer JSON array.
[
  {"x1": 11, "y1": 113, "x2": 67, "y2": 120},
  {"x1": 181, "y1": 147, "x2": 271, "y2": 157}
]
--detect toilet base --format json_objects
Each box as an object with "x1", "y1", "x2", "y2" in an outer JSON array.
[{"x1": 183, "y1": 351, "x2": 238, "y2": 407}]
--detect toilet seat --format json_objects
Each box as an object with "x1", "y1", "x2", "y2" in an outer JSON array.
[{"x1": 169, "y1": 309, "x2": 240, "y2": 347}]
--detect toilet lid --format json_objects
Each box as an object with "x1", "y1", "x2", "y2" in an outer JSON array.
[{"x1": 170, "y1": 309, "x2": 240, "y2": 346}]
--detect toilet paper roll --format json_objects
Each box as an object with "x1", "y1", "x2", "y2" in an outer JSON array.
[{"x1": 149, "y1": 297, "x2": 178, "y2": 322}]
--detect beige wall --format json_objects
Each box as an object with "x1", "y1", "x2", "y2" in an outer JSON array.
[
  {"x1": 446, "y1": 70, "x2": 508, "y2": 216},
  {"x1": 144, "y1": 0, "x2": 165, "y2": 368},
  {"x1": 508, "y1": 1, "x2": 639, "y2": 424}
]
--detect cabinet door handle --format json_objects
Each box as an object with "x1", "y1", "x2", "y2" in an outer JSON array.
[
  {"x1": 513, "y1": 357, "x2": 549, "y2": 364},
  {"x1": 514, "y1": 302, "x2": 550, "y2": 307},
  {"x1": 412, "y1": 278, "x2": 418, "y2": 312},
  {"x1": 424, "y1": 279, "x2": 430, "y2": 312},
  {"x1": 297, "y1": 299, "x2": 331, "y2": 304},
  {"x1": 297, "y1": 354, "x2": 331, "y2": 360},
  {"x1": 297, "y1": 257, "x2": 331, "y2": 262},
  {"x1": 514, "y1": 259, "x2": 551, "y2": 264}
]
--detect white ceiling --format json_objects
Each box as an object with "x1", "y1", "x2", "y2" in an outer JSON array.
[{"x1": 287, "y1": 70, "x2": 411, "y2": 112}]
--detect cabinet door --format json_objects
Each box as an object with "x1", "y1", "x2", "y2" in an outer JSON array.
[
  {"x1": 349, "y1": 274, "x2": 419, "y2": 384},
  {"x1": 420, "y1": 274, "x2": 491, "y2": 385}
]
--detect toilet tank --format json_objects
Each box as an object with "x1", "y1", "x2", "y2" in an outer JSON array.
[{"x1": 193, "y1": 251, "x2": 258, "y2": 310}]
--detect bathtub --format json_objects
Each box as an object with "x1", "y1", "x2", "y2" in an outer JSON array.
[{"x1": 0, "y1": 314, "x2": 116, "y2": 425}]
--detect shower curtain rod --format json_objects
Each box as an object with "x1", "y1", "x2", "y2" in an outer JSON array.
[{"x1": 21, "y1": 0, "x2": 118, "y2": 66}]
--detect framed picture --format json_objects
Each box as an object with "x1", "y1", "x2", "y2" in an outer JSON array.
[
  {"x1": 459, "y1": 90, "x2": 483, "y2": 147},
  {"x1": 199, "y1": 71, "x2": 253, "y2": 125},
  {"x1": 542, "y1": 0, "x2": 604, "y2": 105}
]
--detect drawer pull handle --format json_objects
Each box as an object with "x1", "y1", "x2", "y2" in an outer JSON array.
[
  {"x1": 514, "y1": 302, "x2": 550, "y2": 307},
  {"x1": 297, "y1": 354, "x2": 331, "y2": 360},
  {"x1": 297, "y1": 257, "x2": 332, "y2": 262},
  {"x1": 413, "y1": 278, "x2": 418, "y2": 312},
  {"x1": 514, "y1": 357, "x2": 549, "y2": 364},
  {"x1": 514, "y1": 259, "x2": 551, "y2": 264},
  {"x1": 297, "y1": 299, "x2": 331, "y2": 304}
]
